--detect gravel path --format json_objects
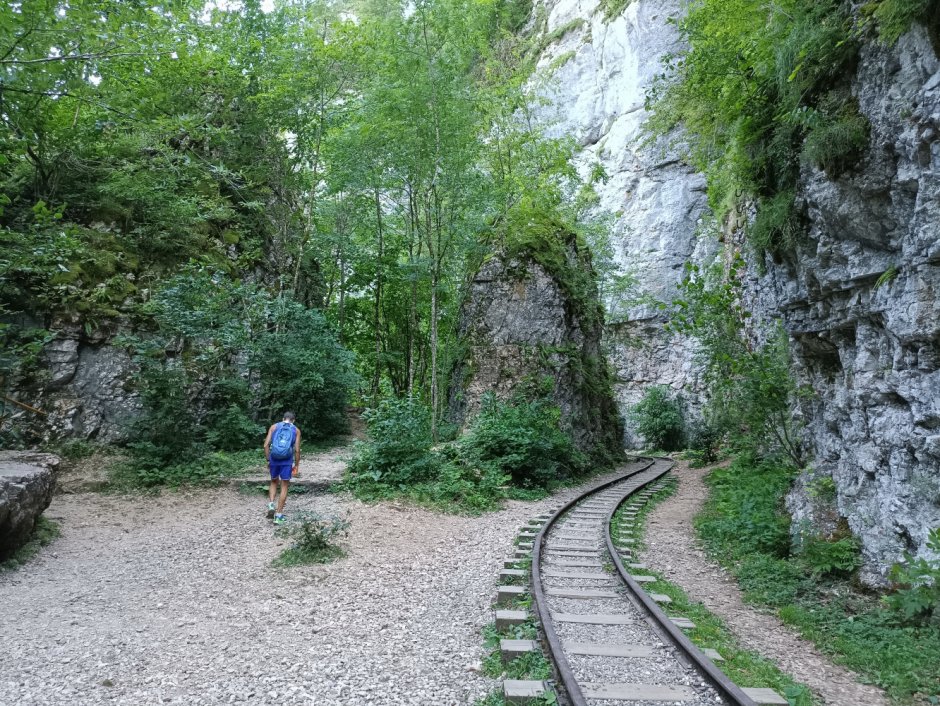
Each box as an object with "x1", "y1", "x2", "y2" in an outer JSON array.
[
  {"x1": 642, "y1": 461, "x2": 892, "y2": 706},
  {"x1": 0, "y1": 464, "x2": 630, "y2": 706}
]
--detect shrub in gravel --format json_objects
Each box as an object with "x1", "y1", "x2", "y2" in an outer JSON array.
[{"x1": 273, "y1": 510, "x2": 349, "y2": 567}]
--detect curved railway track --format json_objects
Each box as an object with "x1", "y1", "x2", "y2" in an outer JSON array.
[{"x1": 499, "y1": 458, "x2": 786, "y2": 706}]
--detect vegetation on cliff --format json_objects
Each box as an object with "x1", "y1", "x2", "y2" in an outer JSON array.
[{"x1": 647, "y1": 0, "x2": 938, "y2": 256}]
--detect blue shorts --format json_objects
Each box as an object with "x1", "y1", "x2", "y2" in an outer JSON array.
[{"x1": 269, "y1": 460, "x2": 293, "y2": 481}]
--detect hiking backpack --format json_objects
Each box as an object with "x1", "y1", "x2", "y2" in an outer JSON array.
[{"x1": 270, "y1": 422, "x2": 296, "y2": 461}]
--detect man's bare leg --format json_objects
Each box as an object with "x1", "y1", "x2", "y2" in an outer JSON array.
[
  {"x1": 268, "y1": 479, "x2": 277, "y2": 504},
  {"x1": 276, "y1": 479, "x2": 289, "y2": 515}
]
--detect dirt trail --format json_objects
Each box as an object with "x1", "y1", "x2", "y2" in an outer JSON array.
[{"x1": 642, "y1": 461, "x2": 891, "y2": 706}]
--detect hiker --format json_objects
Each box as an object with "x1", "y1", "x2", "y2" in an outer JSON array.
[{"x1": 264, "y1": 411, "x2": 301, "y2": 524}]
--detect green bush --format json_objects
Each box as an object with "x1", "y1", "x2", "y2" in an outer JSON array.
[
  {"x1": 346, "y1": 392, "x2": 588, "y2": 513},
  {"x1": 869, "y1": 0, "x2": 940, "y2": 45},
  {"x1": 798, "y1": 95, "x2": 870, "y2": 176},
  {"x1": 253, "y1": 298, "x2": 358, "y2": 438},
  {"x1": 461, "y1": 392, "x2": 586, "y2": 488},
  {"x1": 273, "y1": 510, "x2": 349, "y2": 566},
  {"x1": 629, "y1": 385, "x2": 684, "y2": 451},
  {"x1": 799, "y1": 535, "x2": 863, "y2": 578},
  {"x1": 697, "y1": 455, "x2": 794, "y2": 559},
  {"x1": 887, "y1": 528, "x2": 940, "y2": 625},
  {"x1": 347, "y1": 397, "x2": 439, "y2": 488},
  {"x1": 671, "y1": 260, "x2": 804, "y2": 465},
  {"x1": 130, "y1": 363, "x2": 200, "y2": 469},
  {"x1": 685, "y1": 420, "x2": 723, "y2": 466},
  {"x1": 120, "y1": 268, "x2": 356, "y2": 486}
]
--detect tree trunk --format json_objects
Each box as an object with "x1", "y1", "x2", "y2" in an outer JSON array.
[{"x1": 372, "y1": 186, "x2": 384, "y2": 400}]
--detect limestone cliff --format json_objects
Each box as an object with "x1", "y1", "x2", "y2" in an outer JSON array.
[
  {"x1": 530, "y1": 0, "x2": 714, "y2": 446},
  {"x1": 744, "y1": 25, "x2": 940, "y2": 583},
  {"x1": 531, "y1": 0, "x2": 940, "y2": 580}
]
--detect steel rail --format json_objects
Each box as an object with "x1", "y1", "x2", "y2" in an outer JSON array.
[
  {"x1": 603, "y1": 466, "x2": 759, "y2": 706},
  {"x1": 530, "y1": 457, "x2": 656, "y2": 706}
]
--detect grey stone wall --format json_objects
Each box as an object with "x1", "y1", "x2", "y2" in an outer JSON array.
[
  {"x1": 3, "y1": 320, "x2": 140, "y2": 445},
  {"x1": 530, "y1": 0, "x2": 714, "y2": 446},
  {"x1": 533, "y1": 0, "x2": 940, "y2": 580},
  {"x1": 745, "y1": 25, "x2": 940, "y2": 583}
]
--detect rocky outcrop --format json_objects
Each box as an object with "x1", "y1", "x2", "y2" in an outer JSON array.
[
  {"x1": 0, "y1": 451, "x2": 59, "y2": 560},
  {"x1": 3, "y1": 321, "x2": 140, "y2": 445},
  {"x1": 745, "y1": 25, "x2": 940, "y2": 583},
  {"x1": 531, "y1": 0, "x2": 714, "y2": 444},
  {"x1": 448, "y1": 237, "x2": 624, "y2": 461}
]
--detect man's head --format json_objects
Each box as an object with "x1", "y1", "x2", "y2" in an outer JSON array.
[{"x1": 283, "y1": 411, "x2": 296, "y2": 422}]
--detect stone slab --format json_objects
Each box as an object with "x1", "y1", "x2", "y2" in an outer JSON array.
[
  {"x1": 553, "y1": 612, "x2": 633, "y2": 625},
  {"x1": 701, "y1": 647, "x2": 724, "y2": 662},
  {"x1": 546, "y1": 544, "x2": 600, "y2": 552},
  {"x1": 741, "y1": 688, "x2": 789, "y2": 705},
  {"x1": 0, "y1": 451, "x2": 59, "y2": 560},
  {"x1": 500, "y1": 639, "x2": 537, "y2": 662},
  {"x1": 497, "y1": 585, "x2": 526, "y2": 604},
  {"x1": 548, "y1": 559, "x2": 602, "y2": 567},
  {"x1": 499, "y1": 569, "x2": 527, "y2": 579},
  {"x1": 504, "y1": 680, "x2": 546, "y2": 703},
  {"x1": 580, "y1": 683, "x2": 695, "y2": 700},
  {"x1": 670, "y1": 617, "x2": 696, "y2": 629},
  {"x1": 630, "y1": 575, "x2": 656, "y2": 583},
  {"x1": 495, "y1": 610, "x2": 528, "y2": 631},
  {"x1": 564, "y1": 642, "x2": 654, "y2": 658},
  {"x1": 649, "y1": 593, "x2": 672, "y2": 604},
  {"x1": 542, "y1": 569, "x2": 610, "y2": 579}
]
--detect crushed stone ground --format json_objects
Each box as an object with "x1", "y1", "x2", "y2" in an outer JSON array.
[
  {"x1": 642, "y1": 461, "x2": 891, "y2": 706},
  {"x1": 0, "y1": 452, "x2": 619, "y2": 706}
]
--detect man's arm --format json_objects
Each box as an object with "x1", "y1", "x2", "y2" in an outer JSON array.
[
  {"x1": 293, "y1": 428, "x2": 302, "y2": 477},
  {"x1": 263, "y1": 424, "x2": 274, "y2": 461}
]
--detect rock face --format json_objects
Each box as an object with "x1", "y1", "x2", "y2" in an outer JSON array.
[
  {"x1": 4, "y1": 322, "x2": 140, "y2": 445},
  {"x1": 448, "y1": 240, "x2": 624, "y2": 461},
  {"x1": 745, "y1": 25, "x2": 940, "y2": 582},
  {"x1": 532, "y1": 0, "x2": 940, "y2": 578},
  {"x1": 0, "y1": 451, "x2": 59, "y2": 560},
  {"x1": 530, "y1": 0, "x2": 714, "y2": 444}
]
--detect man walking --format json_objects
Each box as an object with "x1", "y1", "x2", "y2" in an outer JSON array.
[{"x1": 264, "y1": 411, "x2": 301, "y2": 524}]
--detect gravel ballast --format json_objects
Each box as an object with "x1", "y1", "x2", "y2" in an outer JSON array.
[{"x1": 0, "y1": 481, "x2": 586, "y2": 706}]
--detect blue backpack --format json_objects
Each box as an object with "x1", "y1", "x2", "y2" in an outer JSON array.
[{"x1": 270, "y1": 422, "x2": 296, "y2": 461}]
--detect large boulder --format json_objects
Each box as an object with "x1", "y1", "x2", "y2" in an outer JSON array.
[{"x1": 0, "y1": 451, "x2": 59, "y2": 560}]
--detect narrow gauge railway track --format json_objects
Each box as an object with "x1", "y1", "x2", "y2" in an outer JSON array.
[{"x1": 502, "y1": 458, "x2": 784, "y2": 706}]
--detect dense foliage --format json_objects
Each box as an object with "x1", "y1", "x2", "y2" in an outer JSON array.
[
  {"x1": 1, "y1": 0, "x2": 620, "y2": 455},
  {"x1": 697, "y1": 457, "x2": 940, "y2": 703},
  {"x1": 647, "y1": 0, "x2": 938, "y2": 256},
  {"x1": 122, "y1": 268, "x2": 357, "y2": 485},
  {"x1": 670, "y1": 257, "x2": 803, "y2": 465},
  {"x1": 628, "y1": 385, "x2": 684, "y2": 451},
  {"x1": 346, "y1": 391, "x2": 589, "y2": 512}
]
